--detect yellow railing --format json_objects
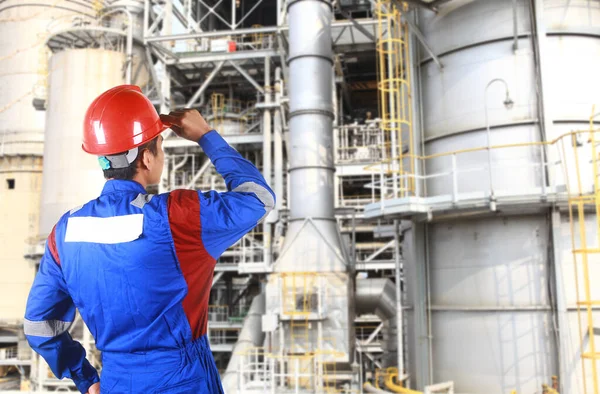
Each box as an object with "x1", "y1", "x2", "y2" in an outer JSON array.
[
  {"x1": 365, "y1": 129, "x2": 598, "y2": 203},
  {"x1": 234, "y1": 345, "x2": 347, "y2": 393},
  {"x1": 375, "y1": 0, "x2": 415, "y2": 197},
  {"x1": 211, "y1": 92, "x2": 225, "y2": 132},
  {"x1": 566, "y1": 108, "x2": 600, "y2": 394},
  {"x1": 208, "y1": 305, "x2": 229, "y2": 322},
  {"x1": 281, "y1": 272, "x2": 319, "y2": 354}
]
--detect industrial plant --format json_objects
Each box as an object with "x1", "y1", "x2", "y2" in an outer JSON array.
[{"x1": 0, "y1": 0, "x2": 599, "y2": 393}]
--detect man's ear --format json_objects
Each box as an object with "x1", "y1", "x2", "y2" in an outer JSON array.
[{"x1": 139, "y1": 149, "x2": 153, "y2": 171}]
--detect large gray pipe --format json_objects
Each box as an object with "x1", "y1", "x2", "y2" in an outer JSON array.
[
  {"x1": 276, "y1": 0, "x2": 346, "y2": 273},
  {"x1": 288, "y1": 0, "x2": 334, "y2": 221},
  {"x1": 222, "y1": 293, "x2": 265, "y2": 393},
  {"x1": 356, "y1": 278, "x2": 398, "y2": 367},
  {"x1": 363, "y1": 382, "x2": 395, "y2": 394}
]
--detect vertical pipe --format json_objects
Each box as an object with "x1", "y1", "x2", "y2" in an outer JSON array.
[
  {"x1": 232, "y1": 0, "x2": 236, "y2": 29},
  {"x1": 484, "y1": 93, "x2": 494, "y2": 203},
  {"x1": 263, "y1": 57, "x2": 272, "y2": 267},
  {"x1": 158, "y1": 2, "x2": 172, "y2": 193},
  {"x1": 512, "y1": 0, "x2": 519, "y2": 51},
  {"x1": 143, "y1": 0, "x2": 150, "y2": 37},
  {"x1": 276, "y1": 0, "x2": 281, "y2": 26},
  {"x1": 274, "y1": 67, "x2": 284, "y2": 212},
  {"x1": 158, "y1": 70, "x2": 171, "y2": 194},
  {"x1": 163, "y1": 0, "x2": 173, "y2": 46},
  {"x1": 287, "y1": 0, "x2": 334, "y2": 222},
  {"x1": 334, "y1": 126, "x2": 340, "y2": 208},
  {"x1": 352, "y1": 213, "x2": 356, "y2": 267},
  {"x1": 393, "y1": 220, "x2": 404, "y2": 377},
  {"x1": 387, "y1": 19, "x2": 399, "y2": 197}
]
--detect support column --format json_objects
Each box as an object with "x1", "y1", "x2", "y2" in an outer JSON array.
[
  {"x1": 274, "y1": 67, "x2": 283, "y2": 213},
  {"x1": 402, "y1": 220, "x2": 431, "y2": 389},
  {"x1": 394, "y1": 220, "x2": 404, "y2": 376},
  {"x1": 551, "y1": 208, "x2": 568, "y2": 393},
  {"x1": 263, "y1": 57, "x2": 272, "y2": 267}
]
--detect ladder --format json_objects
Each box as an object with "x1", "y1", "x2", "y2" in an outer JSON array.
[{"x1": 567, "y1": 108, "x2": 600, "y2": 394}]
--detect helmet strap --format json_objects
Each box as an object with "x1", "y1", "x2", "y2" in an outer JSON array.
[{"x1": 100, "y1": 147, "x2": 139, "y2": 169}]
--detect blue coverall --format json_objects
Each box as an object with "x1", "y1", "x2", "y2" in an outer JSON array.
[{"x1": 24, "y1": 131, "x2": 275, "y2": 393}]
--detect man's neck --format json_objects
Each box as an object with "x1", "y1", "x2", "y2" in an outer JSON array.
[{"x1": 132, "y1": 176, "x2": 148, "y2": 190}]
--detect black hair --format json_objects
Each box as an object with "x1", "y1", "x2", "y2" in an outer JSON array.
[{"x1": 102, "y1": 137, "x2": 159, "y2": 180}]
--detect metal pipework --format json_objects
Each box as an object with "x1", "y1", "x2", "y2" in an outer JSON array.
[
  {"x1": 263, "y1": 57, "x2": 273, "y2": 268},
  {"x1": 274, "y1": 67, "x2": 284, "y2": 212},
  {"x1": 483, "y1": 78, "x2": 513, "y2": 209},
  {"x1": 356, "y1": 278, "x2": 398, "y2": 367},
  {"x1": 222, "y1": 293, "x2": 265, "y2": 393},
  {"x1": 99, "y1": 7, "x2": 134, "y2": 83},
  {"x1": 287, "y1": 0, "x2": 335, "y2": 222}
]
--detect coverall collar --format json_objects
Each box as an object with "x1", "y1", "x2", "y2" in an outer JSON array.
[{"x1": 101, "y1": 179, "x2": 147, "y2": 196}]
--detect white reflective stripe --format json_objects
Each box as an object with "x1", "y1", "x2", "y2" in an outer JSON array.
[
  {"x1": 232, "y1": 182, "x2": 275, "y2": 223},
  {"x1": 24, "y1": 319, "x2": 71, "y2": 338},
  {"x1": 65, "y1": 214, "x2": 144, "y2": 244}
]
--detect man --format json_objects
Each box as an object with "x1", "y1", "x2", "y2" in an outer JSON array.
[{"x1": 24, "y1": 85, "x2": 274, "y2": 393}]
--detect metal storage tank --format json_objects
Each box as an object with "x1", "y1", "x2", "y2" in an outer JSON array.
[
  {"x1": 39, "y1": 48, "x2": 126, "y2": 237},
  {"x1": 402, "y1": 1, "x2": 600, "y2": 393},
  {"x1": 0, "y1": 0, "x2": 92, "y2": 321},
  {"x1": 39, "y1": 0, "x2": 149, "y2": 237}
]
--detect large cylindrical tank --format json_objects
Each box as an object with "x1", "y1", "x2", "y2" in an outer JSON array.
[
  {"x1": 420, "y1": 0, "x2": 542, "y2": 198},
  {"x1": 39, "y1": 49, "x2": 125, "y2": 236},
  {"x1": 0, "y1": 1, "x2": 92, "y2": 320},
  {"x1": 405, "y1": 1, "x2": 600, "y2": 393},
  {"x1": 409, "y1": 216, "x2": 557, "y2": 393}
]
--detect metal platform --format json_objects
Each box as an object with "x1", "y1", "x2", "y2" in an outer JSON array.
[{"x1": 364, "y1": 188, "x2": 568, "y2": 220}]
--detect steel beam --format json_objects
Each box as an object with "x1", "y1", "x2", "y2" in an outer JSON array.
[
  {"x1": 145, "y1": 20, "x2": 380, "y2": 42},
  {"x1": 400, "y1": 0, "x2": 437, "y2": 11},
  {"x1": 402, "y1": 13, "x2": 443, "y2": 70},
  {"x1": 362, "y1": 322, "x2": 384, "y2": 345},
  {"x1": 337, "y1": 8, "x2": 376, "y2": 42},
  {"x1": 163, "y1": 133, "x2": 263, "y2": 148},
  {"x1": 147, "y1": 8, "x2": 165, "y2": 36},
  {"x1": 364, "y1": 239, "x2": 395, "y2": 262},
  {"x1": 228, "y1": 61, "x2": 265, "y2": 94},
  {"x1": 212, "y1": 271, "x2": 224, "y2": 287},
  {"x1": 186, "y1": 61, "x2": 225, "y2": 107},
  {"x1": 172, "y1": 49, "x2": 278, "y2": 65}
]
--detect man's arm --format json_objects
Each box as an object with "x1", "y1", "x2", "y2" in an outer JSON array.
[
  {"x1": 161, "y1": 110, "x2": 275, "y2": 259},
  {"x1": 24, "y1": 226, "x2": 99, "y2": 394},
  {"x1": 197, "y1": 130, "x2": 275, "y2": 257}
]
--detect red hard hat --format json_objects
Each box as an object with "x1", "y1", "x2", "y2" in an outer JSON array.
[{"x1": 82, "y1": 85, "x2": 168, "y2": 155}]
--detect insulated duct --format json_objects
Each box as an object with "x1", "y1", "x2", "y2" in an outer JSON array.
[
  {"x1": 356, "y1": 278, "x2": 398, "y2": 367},
  {"x1": 264, "y1": 0, "x2": 353, "y2": 364},
  {"x1": 222, "y1": 293, "x2": 265, "y2": 393},
  {"x1": 276, "y1": 0, "x2": 346, "y2": 273},
  {"x1": 364, "y1": 382, "x2": 395, "y2": 394}
]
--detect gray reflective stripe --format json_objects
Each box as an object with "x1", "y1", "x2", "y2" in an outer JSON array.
[
  {"x1": 70, "y1": 204, "x2": 83, "y2": 215},
  {"x1": 233, "y1": 182, "x2": 275, "y2": 209},
  {"x1": 24, "y1": 319, "x2": 72, "y2": 338},
  {"x1": 232, "y1": 182, "x2": 275, "y2": 222},
  {"x1": 130, "y1": 193, "x2": 154, "y2": 209}
]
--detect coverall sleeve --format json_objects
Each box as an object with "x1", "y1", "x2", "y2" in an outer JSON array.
[
  {"x1": 198, "y1": 130, "x2": 276, "y2": 259},
  {"x1": 24, "y1": 227, "x2": 99, "y2": 394}
]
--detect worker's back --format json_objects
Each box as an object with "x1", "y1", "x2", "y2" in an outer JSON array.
[
  {"x1": 25, "y1": 128, "x2": 275, "y2": 394},
  {"x1": 58, "y1": 181, "x2": 204, "y2": 353}
]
